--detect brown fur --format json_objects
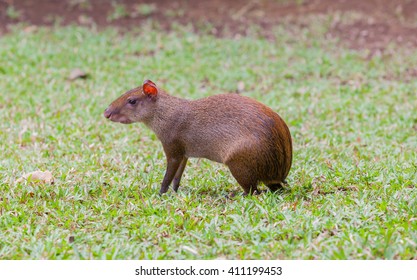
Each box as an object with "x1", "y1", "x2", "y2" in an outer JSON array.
[{"x1": 104, "y1": 81, "x2": 292, "y2": 195}]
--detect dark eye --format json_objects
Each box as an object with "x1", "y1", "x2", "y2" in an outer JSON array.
[{"x1": 128, "y1": 99, "x2": 137, "y2": 105}]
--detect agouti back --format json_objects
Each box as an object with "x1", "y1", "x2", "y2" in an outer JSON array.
[{"x1": 104, "y1": 80, "x2": 292, "y2": 195}]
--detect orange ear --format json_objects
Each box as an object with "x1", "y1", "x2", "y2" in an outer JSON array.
[{"x1": 143, "y1": 80, "x2": 158, "y2": 97}]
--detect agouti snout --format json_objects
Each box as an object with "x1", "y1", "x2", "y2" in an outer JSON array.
[{"x1": 104, "y1": 80, "x2": 292, "y2": 195}]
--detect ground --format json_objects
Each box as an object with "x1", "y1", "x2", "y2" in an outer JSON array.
[
  {"x1": 2, "y1": 0, "x2": 417, "y2": 52},
  {"x1": 0, "y1": 1, "x2": 416, "y2": 260}
]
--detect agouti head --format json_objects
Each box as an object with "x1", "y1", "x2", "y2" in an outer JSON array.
[{"x1": 104, "y1": 80, "x2": 159, "y2": 124}]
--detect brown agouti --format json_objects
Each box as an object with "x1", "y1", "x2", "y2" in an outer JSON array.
[{"x1": 104, "y1": 80, "x2": 292, "y2": 195}]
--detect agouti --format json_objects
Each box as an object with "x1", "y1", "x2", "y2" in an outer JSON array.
[{"x1": 104, "y1": 80, "x2": 292, "y2": 195}]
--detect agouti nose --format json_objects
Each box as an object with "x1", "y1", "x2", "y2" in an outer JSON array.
[{"x1": 104, "y1": 108, "x2": 112, "y2": 119}]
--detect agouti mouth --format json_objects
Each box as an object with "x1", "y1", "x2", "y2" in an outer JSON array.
[
  {"x1": 103, "y1": 108, "x2": 112, "y2": 119},
  {"x1": 104, "y1": 109, "x2": 133, "y2": 124},
  {"x1": 109, "y1": 116, "x2": 133, "y2": 124},
  {"x1": 118, "y1": 119, "x2": 133, "y2": 124}
]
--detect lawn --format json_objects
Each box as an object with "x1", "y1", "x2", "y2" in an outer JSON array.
[{"x1": 0, "y1": 18, "x2": 416, "y2": 259}]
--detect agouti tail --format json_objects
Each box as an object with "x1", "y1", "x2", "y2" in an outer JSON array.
[{"x1": 104, "y1": 80, "x2": 292, "y2": 195}]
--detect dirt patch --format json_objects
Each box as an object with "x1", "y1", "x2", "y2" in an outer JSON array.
[{"x1": 1, "y1": 0, "x2": 417, "y2": 51}]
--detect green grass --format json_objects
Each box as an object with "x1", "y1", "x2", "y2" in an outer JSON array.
[
  {"x1": 0, "y1": 19, "x2": 416, "y2": 259},
  {"x1": 5, "y1": 6, "x2": 22, "y2": 20}
]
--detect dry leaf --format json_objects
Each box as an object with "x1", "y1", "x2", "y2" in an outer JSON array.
[
  {"x1": 23, "y1": 25, "x2": 38, "y2": 33},
  {"x1": 78, "y1": 15, "x2": 94, "y2": 25},
  {"x1": 181, "y1": 245, "x2": 199, "y2": 255},
  {"x1": 236, "y1": 81, "x2": 245, "y2": 93},
  {"x1": 16, "y1": 170, "x2": 54, "y2": 184},
  {"x1": 68, "y1": 68, "x2": 89, "y2": 81}
]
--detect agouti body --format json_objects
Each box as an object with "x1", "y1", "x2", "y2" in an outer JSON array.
[{"x1": 104, "y1": 80, "x2": 292, "y2": 195}]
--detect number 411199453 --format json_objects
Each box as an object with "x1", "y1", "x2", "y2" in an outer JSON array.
[{"x1": 227, "y1": 266, "x2": 282, "y2": 276}]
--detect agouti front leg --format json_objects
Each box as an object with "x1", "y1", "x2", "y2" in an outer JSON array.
[
  {"x1": 159, "y1": 156, "x2": 183, "y2": 195},
  {"x1": 172, "y1": 157, "x2": 188, "y2": 192}
]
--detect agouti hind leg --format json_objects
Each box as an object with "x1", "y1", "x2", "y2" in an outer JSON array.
[
  {"x1": 267, "y1": 183, "x2": 283, "y2": 193},
  {"x1": 227, "y1": 161, "x2": 259, "y2": 195}
]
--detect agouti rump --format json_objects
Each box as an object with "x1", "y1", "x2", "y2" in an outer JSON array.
[{"x1": 104, "y1": 80, "x2": 292, "y2": 195}]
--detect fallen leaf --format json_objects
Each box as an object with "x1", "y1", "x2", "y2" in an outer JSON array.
[
  {"x1": 78, "y1": 15, "x2": 94, "y2": 25},
  {"x1": 68, "y1": 68, "x2": 89, "y2": 81},
  {"x1": 236, "y1": 81, "x2": 245, "y2": 93},
  {"x1": 16, "y1": 170, "x2": 54, "y2": 184},
  {"x1": 23, "y1": 25, "x2": 38, "y2": 33},
  {"x1": 181, "y1": 245, "x2": 198, "y2": 255}
]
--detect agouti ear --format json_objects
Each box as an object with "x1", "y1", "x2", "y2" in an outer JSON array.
[{"x1": 143, "y1": 80, "x2": 158, "y2": 98}]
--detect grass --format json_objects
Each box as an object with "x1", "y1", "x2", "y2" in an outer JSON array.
[
  {"x1": 0, "y1": 17, "x2": 416, "y2": 259},
  {"x1": 107, "y1": 2, "x2": 130, "y2": 22},
  {"x1": 6, "y1": 6, "x2": 22, "y2": 20}
]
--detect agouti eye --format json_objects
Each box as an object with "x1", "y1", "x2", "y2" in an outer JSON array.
[{"x1": 128, "y1": 99, "x2": 137, "y2": 105}]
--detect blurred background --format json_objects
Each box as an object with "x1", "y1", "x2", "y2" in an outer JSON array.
[{"x1": 2, "y1": 0, "x2": 417, "y2": 54}]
